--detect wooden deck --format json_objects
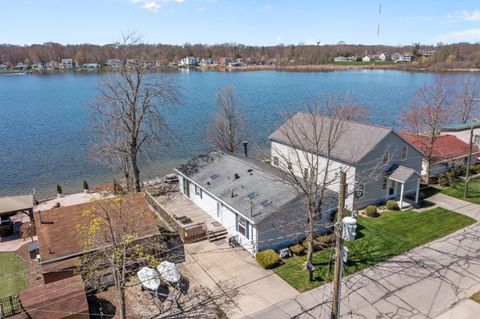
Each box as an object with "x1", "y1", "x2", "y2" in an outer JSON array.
[{"x1": 147, "y1": 191, "x2": 227, "y2": 243}]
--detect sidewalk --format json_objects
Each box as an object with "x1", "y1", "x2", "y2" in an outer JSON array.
[
  {"x1": 428, "y1": 193, "x2": 480, "y2": 221},
  {"x1": 247, "y1": 193, "x2": 480, "y2": 318}
]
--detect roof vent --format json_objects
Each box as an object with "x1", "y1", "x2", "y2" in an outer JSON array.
[{"x1": 234, "y1": 173, "x2": 240, "y2": 180}]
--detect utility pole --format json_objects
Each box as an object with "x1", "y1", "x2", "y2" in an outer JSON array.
[
  {"x1": 331, "y1": 171, "x2": 346, "y2": 319},
  {"x1": 464, "y1": 125, "x2": 474, "y2": 199}
]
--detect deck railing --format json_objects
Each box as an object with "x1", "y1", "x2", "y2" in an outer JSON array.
[{"x1": 144, "y1": 191, "x2": 207, "y2": 243}]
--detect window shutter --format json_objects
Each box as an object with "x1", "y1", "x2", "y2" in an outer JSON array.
[
  {"x1": 246, "y1": 221, "x2": 250, "y2": 239},
  {"x1": 235, "y1": 213, "x2": 239, "y2": 232}
]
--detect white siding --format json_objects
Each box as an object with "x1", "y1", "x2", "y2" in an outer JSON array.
[
  {"x1": 178, "y1": 175, "x2": 256, "y2": 254},
  {"x1": 271, "y1": 141, "x2": 356, "y2": 209},
  {"x1": 443, "y1": 129, "x2": 480, "y2": 145}
]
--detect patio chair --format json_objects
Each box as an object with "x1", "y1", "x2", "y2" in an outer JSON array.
[{"x1": 229, "y1": 235, "x2": 240, "y2": 248}]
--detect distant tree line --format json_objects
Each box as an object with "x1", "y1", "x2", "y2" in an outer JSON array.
[{"x1": 1, "y1": 41, "x2": 480, "y2": 68}]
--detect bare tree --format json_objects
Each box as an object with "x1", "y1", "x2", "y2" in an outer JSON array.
[
  {"x1": 205, "y1": 86, "x2": 245, "y2": 153},
  {"x1": 402, "y1": 76, "x2": 454, "y2": 182},
  {"x1": 90, "y1": 33, "x2": 180, "y2": 192},
  {"x1": 454, "y1": 75, "x2": 480, "y2": 123},
  {"x1": 271, "y1": 96, "x2": 366, "y2": 281},
  {"x1": 76, "y1": 193, "x2": 164, "y2": 319}
]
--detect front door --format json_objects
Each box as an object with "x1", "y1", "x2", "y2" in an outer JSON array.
[{"x1": 183, "y1": 179, "x2": 190, "y2": 197}]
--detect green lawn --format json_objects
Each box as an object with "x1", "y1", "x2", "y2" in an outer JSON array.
[
  {"x1": 442, "y1": 178, "x2": 480, "y2": 205},
  {"x1": 0, "y1": 252, "x2": 27, "y2": 298},
  {"x1": 275, "y1": 208, "x2": 475, "y2": 292}
]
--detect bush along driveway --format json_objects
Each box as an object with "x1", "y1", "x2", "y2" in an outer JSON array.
[{"x1": 274, "y1": 208, "x2": 475, "y2": 292}]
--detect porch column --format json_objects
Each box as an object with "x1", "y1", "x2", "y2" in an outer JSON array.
[
  {"x1": 399, "y1": 182, "x2": 405, "y2": 209},
  {"x1": 415, "y1": 178, "x2": 421, "y2": 204}
]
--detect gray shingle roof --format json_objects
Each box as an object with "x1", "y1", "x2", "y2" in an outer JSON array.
[
  {"x1": 388, "y1": 165, "x2": 420, "y2": 183},
  {"x1": 269, "y1": 112, "x2": 393, "y2": 164},
  {"x1": 0, "y1": 195, "x2": 33, "y2": 215},
  {"x1": 175, "y1": 152, "x2": 337, "y2": 224}
]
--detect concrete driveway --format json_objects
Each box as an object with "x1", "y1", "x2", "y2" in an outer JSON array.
[
  {"x1": 247, "y1": 195, "x2": 480, "y2": 319},
  {"x1": 183, "y1": 240, "x2": 298, "y2": 319}
]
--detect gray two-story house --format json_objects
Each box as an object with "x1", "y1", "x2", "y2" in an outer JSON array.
[{"x1": 269, "y1": 112, "x2": 425, "y2": 210}]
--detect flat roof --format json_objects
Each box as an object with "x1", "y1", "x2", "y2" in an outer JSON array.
[
  {"x1": 176, "y1": 152, "x2": 338, "y2": 224},
  {"x1": 441, "y1": 121, "x2": 480, "y2": 131},
  {"x1": 0, "y1": 195, "x2": 33, "y2": 215}
]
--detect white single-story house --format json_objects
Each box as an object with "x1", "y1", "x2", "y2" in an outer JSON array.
[
  {"x1": 378, "y1": 53, "x2": 390, "y2": 61},
  {"x1": 82, "y1": 62, "x2": 100, "y2": 68},
  {"x1": 106, "y1": 58, "x2": 122, "y2": 68},
  {"x1": 175, "y1": 152, "x2": 338, "y2": 254},
  {"x1": 270, "y1": 112, "x2": 425, "y2": 210},
  {"x1": 334, "y1": 56, "x2": 355, "y2": 62},
  {"x1": 441, "y1": 121, "x2": 480, "y2": 147},
  {"x1": 362, "y1": 55, "x2": 371, "y2": 62},
  {"x1": 0, "y1": 64, "x2": 7, "y2": 70},
  {"x1": 403, "y1": 133, "x2": 480, "y2": 178}
]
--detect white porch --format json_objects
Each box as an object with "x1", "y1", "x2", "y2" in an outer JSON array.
[{"x1": 385, "y1": 165, "x2": 421, "y2": 209}]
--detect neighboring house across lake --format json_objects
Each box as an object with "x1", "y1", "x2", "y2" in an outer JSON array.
[
  {"x1": 270, "y1": 112, "x2": 424, "y2": 210},
  {"x1": 403, "y1": 133, "x2": 480, "y2": 178},
  {"x1": 175, "y1": 152, "x2": 338, "y2": 254},
  {"x1": 60, "y1": 58, "x2": 73, "y2": 69},
  {"x1": 0, "y1": 64, "x2": 9, "y2": 70}
]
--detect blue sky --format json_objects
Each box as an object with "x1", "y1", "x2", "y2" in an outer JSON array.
[{"x1": 1, "y1": 0, "x2": 480, "y2": 46}]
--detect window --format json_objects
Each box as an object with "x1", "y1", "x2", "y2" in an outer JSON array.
[
  {"x1": 401, "y1": 146, "x2": 408, "y2": 160},
  {"x1": 260, "y1": 199, "x2": 272, "y2": 207},
  {"x1": 194, "y1": 185, "x2": 202, "y2": 198},
  {"x1": 273, "y1": 156, "x2": 279, "y2": 166},
  {"x1": 355, "y1": 183, "x2": 365, "y2": 199},
  {"x1": 382, "y1": 177, "x2": 388, "y2": 190},
  {"x1": 247, "y1": 192, "x2": 258, "y2": 200},
  {"x1": 209, "y1": 173, "x2": 220, "y2": 181},
  {"x1": 474, "y1": 135, "x2": 480, "y2": 146},
  {"x1": 287, "y1": 161, "x2": 293, "y2": 170},
  {"x1": 383, "y1": 150, "x2": 390, "y2": 164},
  {"x1": 237, "y1": 216, "x2": 249, "y2": 239},
  {"x1": 303, "y1": 168, "x2": 309, "y2": 180}
]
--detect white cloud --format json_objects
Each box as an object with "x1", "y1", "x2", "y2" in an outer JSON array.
[
  {"x1": 276, "y1": 35, "x2": 282, "y2": 42},
  {"x1": 437, "y1": 28, "x2": 480, "y2": 42},
  {"x1": 257, "y1": 4, "x2": 272, "y2": 12},
  {"x1": 131, "y1": 0, "x2": 186, "y2": 12},
  {"x1": 445, "y1": 9, "x2": 480, "y2": 22},
  {"x1": 196, "y1": 7, "x2": 206, "y2": 12}
]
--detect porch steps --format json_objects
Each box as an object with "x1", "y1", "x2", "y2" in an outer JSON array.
[{"x1": 207, "y1": 228, "x2": 228, "y2": 242}]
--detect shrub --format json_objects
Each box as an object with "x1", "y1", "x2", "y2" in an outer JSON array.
[
  {"x1": 56, "y1": 184, "x2": 62, "y2": 194},
  {"x1": 83, "y1": 180, "x2": 89, "y2": 190},
  {"x1": 289, "y1": 244, "x2": 305, "y2": 256},
  {"x1": 474, "y1": 164, "x2": 480, "y2": 174},
  {"x1": 365, "y1": 205, "x2": 379, "y2": 218},
  {"x1": 386, "y1": 200, "x2": 399, "y2": 211},
  {"x1": 316, "y1": 234, "x2": 336, "y2": 247},
  {"x1": 332, "y1": 208, "x2": 351, "y2": 222},
  {"x1": 438, "y1": 174, "x2": 450, "y2": 187},
  {"x1": 255, "y1": 249, "x2": 280, "y2": 269}
]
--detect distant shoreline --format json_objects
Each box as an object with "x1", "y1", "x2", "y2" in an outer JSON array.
[{"x1": 1, "y1": 64, "x2": 479, "y2": 75}]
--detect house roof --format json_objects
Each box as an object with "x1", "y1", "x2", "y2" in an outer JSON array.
[
  {"x1": 35, "y1": 192, "x2": 159, "y2": 263},
  {"x1": 388, "y1": 165, "x2": 420, "y2": 183},
  {"x1": 402, "y1": 133, "x2": 479, "y2": 163},
  {"x1": 15, "y1": 275, "x2": 88, "y2": 319},
  {"x1": 0, "y1": 195, "x2": 33, "y2": 216},
  {"x1": 269, "y1": 112, "x2": 395, "y2": 164},
  {"x1": 441, "y1": 121, "x2": 480, "y2": 132},
  {"x1": 175, "y1": 152, "x2": 338, "y2": 224}
]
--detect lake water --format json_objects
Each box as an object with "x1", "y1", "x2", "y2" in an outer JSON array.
[{"x1": 0, "y1": 70, "x2": 473, "y2": 198}]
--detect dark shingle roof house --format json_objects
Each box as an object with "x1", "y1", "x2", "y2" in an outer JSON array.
[{"x1": 269, "y1": 112, "x2": 418, "y2": 164}]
